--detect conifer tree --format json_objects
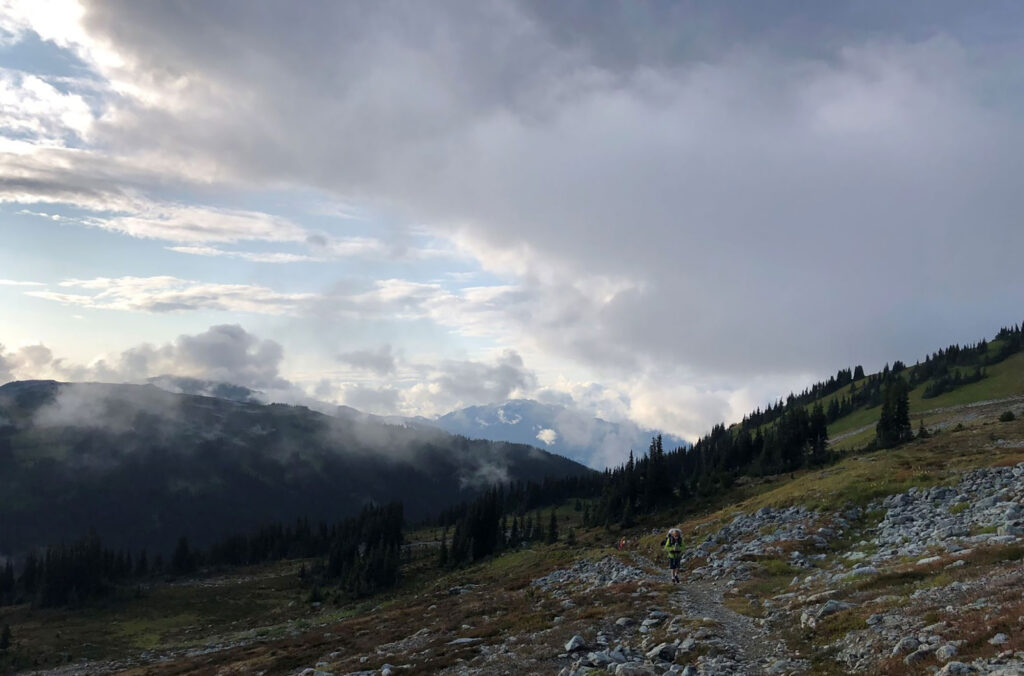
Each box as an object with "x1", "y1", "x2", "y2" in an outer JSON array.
[
  {"x1": 546, "y1": 510, "x2": 558, "y2": 544},
  {"x1": 0, "y1": 623, "x2": 9, "y2": 651},
  {"x1": 437, "y1": 529, "x2": 449, "y2": 568},
  {"x1": 0, "y1": 560, "x2": 13, "y2": 603},
  {"x1": 876, "y1": 378, "x2": 912, "y2": 448},
  {"x1": 809, "y1": 402, "x2": 829, "y2": 466},
  {"x1": 534, "y1": 511, "x2": 546, "y2": 544}
]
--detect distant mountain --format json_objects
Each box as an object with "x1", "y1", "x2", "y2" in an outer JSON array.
[
  {"x1": 431, "y1": 399, "x2": 689, "y2": 469},
  {"x1": 0, "y1": 381, "x2": 593, "y2": 557}
]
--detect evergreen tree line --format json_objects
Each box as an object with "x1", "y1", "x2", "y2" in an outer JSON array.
[
  {"x1": 432, "y1": 474, "x2": 605, "y2": 528},
  {"x1": 741, "y1": 365, "x2": 863, "y2": 431},
  {"x1": 0, "y1": 532, "x2": 151, "y2": 608},
  {"x1": 0, "y1": 502, "x2": 405, "y2": 608},
  {"x1": 437, "y1": 487, "x2": 568, "y2": 568}
]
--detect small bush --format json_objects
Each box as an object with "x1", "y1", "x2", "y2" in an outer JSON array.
[{"x1": 999, "y1": 410, "x2": 1016, "y2": 422}]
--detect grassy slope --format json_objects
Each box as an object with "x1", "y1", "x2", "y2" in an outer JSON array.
[{"x1": 827, "y1": 350, "x2": 1024, "y2": 450}]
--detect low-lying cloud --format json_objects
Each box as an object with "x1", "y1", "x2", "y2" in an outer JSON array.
[{"x1": 0, "y1": 324, "x2": 290, "y2": 391}]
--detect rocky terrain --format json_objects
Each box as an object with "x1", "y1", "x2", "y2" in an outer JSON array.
[
  {"x1": 7, "y1": 401, "x2": 1023, "y2": 675},
  {"x1": 280, "y1": 460, "x2": 1024, "y2": 675}
]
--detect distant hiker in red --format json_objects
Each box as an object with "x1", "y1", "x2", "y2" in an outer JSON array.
[
  {"x1": 664, "y1": 528, "x2": 683, "y2": 583},
  {"x1": 618, "y1": 536, "x2": 626, "y2": 550}
]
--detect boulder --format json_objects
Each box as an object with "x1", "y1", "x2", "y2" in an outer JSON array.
[
  {"x1": 644, "y1": 642, "x2": 676, "y2": 662},
  {"x1": 904, "y1": 647, "x2": 933, "y2": 665},
  {"x1": 891, "y1": 637, "x2": 919, "y2": 656},
  {"x1": 988, "y1": 632, "x2": 1009, "y2": 645},
  {"x1": 565, "y1": 635, "x2": 587, "y2": 652}
]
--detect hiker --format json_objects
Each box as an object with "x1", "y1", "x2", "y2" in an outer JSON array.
[
  {"x1": 618, "y1": 536, "x2": 626, "y2": 551},
  {"x1": 664, "y1": 528, "x2": 683, "y2": 583}
]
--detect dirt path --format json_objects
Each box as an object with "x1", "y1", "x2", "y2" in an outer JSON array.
[{"x1": 629, "y1": 552, "x2": 791, "y2": 670}]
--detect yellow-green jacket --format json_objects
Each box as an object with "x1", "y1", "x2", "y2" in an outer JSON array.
[{"x1": 664, "y1": 537, "x2": 683, "y2": 560}]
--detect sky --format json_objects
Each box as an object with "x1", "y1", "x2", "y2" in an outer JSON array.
[{"x1": 0, "y1": 1, "x2": 1022, "y2": 467}]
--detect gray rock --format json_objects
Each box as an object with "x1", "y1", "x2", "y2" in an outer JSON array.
[
  {"x1": 892, "y1": 637, "x2": 919, "y2": 656},
  {"x1": 819, "y1": 599, "x2": 853, "y2": 617},
  {"x1": 935, "y1": 644, "x2": 958, "y2": 662},
  {"x1": 615, "y1": 617, "x2": 635, "y2": 628},
  {"x1": 448, "y1": 637, "x2": 482, "y2": 646},
  {"x1": 989, "y1": 632, "x2": 1009, "y2": 645},
  {"x1": 842, "y1": 566, "x2": 879, "y2": 579},
  {"x1": 565, "y1": 635, "x2": 587, "y2": 652},
  {"x1": 613, "y1": 664, "x2": 657, "y2": 676},
  {"x1": 645, "y1": 642, "x2": 676, "y2": 662},
  {"x1": 904, "y1": 647, "x2": 933, "y2": 665},
  {"x1": 766, "y1": 659, "x2": 798, "y2": 674},
  {"x1": 937, "y1": 662, "x2": 978, "y2": 675}
]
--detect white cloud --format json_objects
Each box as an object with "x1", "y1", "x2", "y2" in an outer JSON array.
[
  {"x1": 26, "y1": 276, "x2": 314, "y2": 314},
  {"x1": 0, "y1": 324, "x2": 289, "y2": 390},
  {"x1": 166, "y1": 246, "x2": 319, "y2": 264},
  {"x1": 0, "y1": 278, "x2": 44, "y2": 286},
  {"x1": 95, "y1": 204, "x2": 306, "y2": 244},
  {"x1": 536, "y1": 428, "x2": 557, "y2": 445},
  {"x1": 0, "y1": 69, "x2": 95, "y2": 143}
]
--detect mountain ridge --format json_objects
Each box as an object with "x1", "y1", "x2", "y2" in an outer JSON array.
[{"x1": 0, "y1": 379, "x2": 594, "y2": 558}]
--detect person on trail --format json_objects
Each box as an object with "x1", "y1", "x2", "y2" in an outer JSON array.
[
  {"x1": 618, "y1": 536, "x2": 626, "y2": 551},
  {"x1": 664, "y1": 528, "x2": 683, "y2": 583}
]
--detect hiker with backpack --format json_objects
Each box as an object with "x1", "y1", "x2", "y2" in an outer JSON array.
[{"x1": 664, "y1": 528, "x2": 683, "y2": 583}]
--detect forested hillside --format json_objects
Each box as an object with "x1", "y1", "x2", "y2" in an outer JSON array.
[{"x1": 0, "y1": 381, "x2": 593, "y2": 558}]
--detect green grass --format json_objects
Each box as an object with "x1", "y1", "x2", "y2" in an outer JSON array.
[
  {"x1": 909, "y1": 351, "x2": 1024, "y2": 410},
  {"x1": 821, "y1": 350, "x2": 1024, "y2": 449}
]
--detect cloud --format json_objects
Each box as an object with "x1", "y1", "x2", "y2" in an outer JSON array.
[
  {"x1": 0, "y1": 324, "x2": 290, "y2": 391},
  {"x1": 535, "y1": 428, "x2": 557, "y2": 445},
  {"x1": 166, "y1": 245, "x2": 320, "y2": 264},
  {"x1": 4, "y1": 2, "x2": 1024, "y2": 445},
  {"x1": 0, "y1": 278, "x2": 44, "y2": 286},
  {"x1": 313, "y1": 349, "x2": 540, "y2": 419},
  {"x1": 337, "y1": 344, "x2": 396, "y2": 376},
  {"x1": 412, "y1": 350, "x2": 536, "y2": 413},
  {"x1": 26, "y1": 276, "x2": 314, "y2": 314},
  {"x1": 0, "y1": 68, "x2": 95, "y2": 143},
  {"x1": 42, "y1": 2, "x2": 1019, "y2": 384},
  {"x1": 336, "y1": 383, "x2": 401, "y2": 414},
  {"x1": 95, "y1": 204, "x2": 306, "y2": 244}
]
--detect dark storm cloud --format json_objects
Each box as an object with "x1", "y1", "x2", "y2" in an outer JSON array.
[{"x1": 55, "y1": 2, "x2": 1024, "y2": 379}]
